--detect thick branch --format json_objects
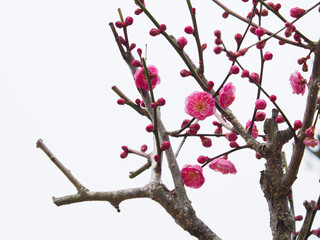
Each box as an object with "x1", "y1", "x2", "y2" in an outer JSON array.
[{"x1": 282, "y1": 40, "x2": 320, "y2": 189}]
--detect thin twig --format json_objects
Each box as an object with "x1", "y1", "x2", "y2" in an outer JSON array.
[{"x1": 36, "y1": 139, "x2": 89, "y2": 193}]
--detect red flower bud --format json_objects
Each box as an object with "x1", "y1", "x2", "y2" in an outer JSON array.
[
  {"x1": 180, "y1": 69, "x2": 191, "y2": 77},
  {"x1": 184, "y1": 26, "x2": 194, "y2": 34},
  {"x1": 197, "y1": 155, "x2": 209, "y2": 164},
  {"x1": 269, "y1": 95, "x2": 277, "y2": 102},
  {"x1": 214, "y1": 30, "x2": 221, "y2": 38},
  {"x1": 181, "y1": 119, "x2": 190, "y2": 128},
  {"x1": 129, "y1": 43, "x2": 136, "y2": 50},
  {"x1": 122, "y1": 146, "x2": 129, "y2": 152},
  {"x1": 131, "y1": 60, "x2": 142, "y2": 68},
  {"x1": 124, "y1": 16, "x2": 134, "y2": 26},
  {"x1": 160, "y1": 141, "x2": 170, "y2": 151},
  {"x1": 115, "y1": 21, "x2": 124, "y2": 28},
  {"x1": 140, "y1": 144, "x2": 148, "y2": 152},
  {"x1": 177, "y1": 37, "x2": 188, "y2": 50},
  {"x1": 154, "y1": 154, "x2": 160, "y2": 162},
  {"x1": 213, "y1": 46, "x2": 223, "y2": 54},
  {"x1": 117, "y1": 98, "x2": 126, "y2": 105},
  {"x1": 207, "y1": 81, "x2": 214, "y2": 90},
  {"x1": 146, "y1": 124, "x2": 155, "y2": 132},
  {"x1": 120, "y1": 151, "x2": 128, "y2": 159},
  {"x1": 156, "y1": 98, "x2": 166, "y2": 106},
  {"x1": 149, "y1": 28, "x2": 161, "y2": 36},
  {"x1": 159, "y1": 24, "x2": 167, "y2": 33}
]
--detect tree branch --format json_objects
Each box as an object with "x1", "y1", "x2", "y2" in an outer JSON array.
[
  {"x1": 36, "y1": 139, "x2": 89, "y2": 193},
  {"x1": 282, "y1": 40, "x2": 320, "y2": 189},
  {"x1": 52, "y1": 187, "x2": 150, "y2": 212},
  {"x1": 297, "y1": 200, "x2": 317, "y2": 240}
]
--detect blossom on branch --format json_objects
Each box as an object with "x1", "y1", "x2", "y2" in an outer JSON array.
[
  {"x1": 289, "y1": 70, "x2": 306, "y2": 95},
  {"x1": 209, "y1": 156, "x2": 237, "y2": 175},
  {"x1": 180, "y1": 164, "x2": 205, "y2": 189},
  {"x1": 303, "y1": 137, "x2": 319, "y2": 148},
  {"x1": 290, "y1": 7, "x2": 305, "y2": 18},
  {"x1": 134, "y1": 65, "x2": 161, "y2": 90},
  {"x1": 246, "y1": 120, "x2": 259, "y2": 139},
  {"x1": 219, "y1": 82, "x2": 236, "y2": 109},
  {"x1": 185, "y1": 91, "x2": 216, "y2": 120}
]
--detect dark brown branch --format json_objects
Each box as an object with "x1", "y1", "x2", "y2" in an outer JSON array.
[{"x1": 36, "y1": 139, "x2": 88, "y2": 193}]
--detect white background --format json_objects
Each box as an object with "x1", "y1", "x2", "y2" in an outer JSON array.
[{"x1": 0, "y1": 0, "x2": 319, "y2": 239}]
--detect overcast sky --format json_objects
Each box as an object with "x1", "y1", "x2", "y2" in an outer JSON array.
[{"x1": 1, "y1": 0, "x2": 320, "y2": 239}]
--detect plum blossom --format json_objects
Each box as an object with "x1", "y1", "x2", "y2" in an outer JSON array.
[
  {"x1": 180, "y1": 164, "x2": 205, "y2": 189},
  {"x1": 185, "y1": 91, "x2": 216, "y2": 120},
  {"x1": 209, "y1": 156, "x2": 237, "y2": 174},
  {"x1": 219, "y1": 82, "x2": 236, "y2": 109},
  {"x1": 134, "y1": 65, "x2": 160, "y2": 90},
  {"x1": 304, "y1": 137, "x2": 319, "y2": 148},
  {"x1": 246, "y1": 120, "x2": 259, "y2": 138},
  {"x1": 289, "y1": 70, "x2": 306, "y2": 95}
]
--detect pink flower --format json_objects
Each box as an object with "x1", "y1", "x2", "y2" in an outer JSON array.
[
  {"x1": 305, "y1": 126, "x2": 315, "y2": 138},
  {"x1": 180, "y1": 164, "x2": 205, "y2": 189},
  {"x1": 290, "y1": 7, "x2": 305, "y2": 18},
  {"x1": 134, "y1": 65, "x2": 160, "y2": 90},
  {"x1": 304, "y1": 137, "x2": 319, "y2": 148},
  {"x1": 219, "y1": 82, "x2": 236, "y2": 109},
  {"x1": 209, "y1": 157, "x2": 237, "y2": 174},
  {"x1": 177, "y1": 37, "x2": 188, "y2": 50},
  {"x1": 255, "y1": 99, "x2": 267, "y2": 110},
  {"x1": 246, "y1": 120, "x2": 258, "y2": 138},
  {"x1": 289, "y1": 71, "x2": 306, "y2": 95},
  {"x1": 185, "y1": 91, "x2": 216, "y2": 120}
]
